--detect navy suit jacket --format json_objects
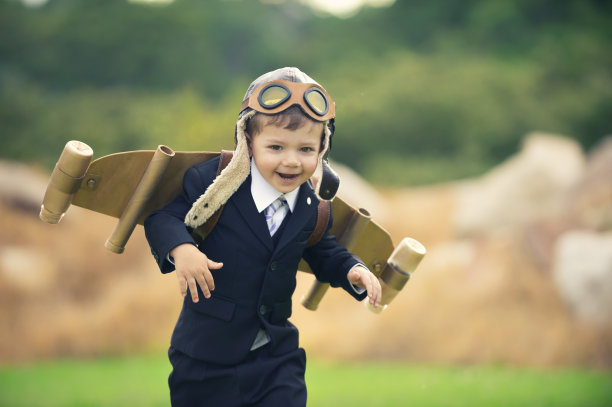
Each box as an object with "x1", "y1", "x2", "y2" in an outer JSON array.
[{"x1": 144, "y1": 156, "x2": 367, "y2": 365}]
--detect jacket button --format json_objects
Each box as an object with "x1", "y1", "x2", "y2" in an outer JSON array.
[
  {"x1": 259, "y1": 305, "x2": 268, "y2": 315},
  {"x1": 270, "y1": 262, "x2": 278, "y2": 271}
]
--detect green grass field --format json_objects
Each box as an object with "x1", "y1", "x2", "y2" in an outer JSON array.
[{"x1": 0, "y1": 354, "x2": 610, "y2": 407}]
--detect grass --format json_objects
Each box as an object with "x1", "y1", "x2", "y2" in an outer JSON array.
[
  {"x1": 0, "y1": 354, "x2": 170, "y2": 407},
  {"x1": 0, "y1": 354, "x2": 611, "y2": 407},
  {"x1": 306, "y1": 361, "x2": 612, "y2": 407}
]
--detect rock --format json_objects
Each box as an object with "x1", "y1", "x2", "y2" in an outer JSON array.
[
  {"x1": 0, "y1": 246, "x2": 56, "y2": 293},
  {"x1": 453, "y1": 133, "x2": 585, "y2": 236},
  {"x1": 567, "y1": 136, "x2": 612, "y2": 231},
  {"x1": 553, "y1": 230, "x2": 612, "y2": 324},
  {"x1": 0, "y1": 160, "x2": 49, "y2": 213}
]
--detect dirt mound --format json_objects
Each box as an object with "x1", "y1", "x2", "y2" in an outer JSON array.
[
  {"x1": 1, "y1": 134, "x2": 610, "y2": 368},
  {"x1": 0, "y1": 201, "x2": 180, "y2": 362}
]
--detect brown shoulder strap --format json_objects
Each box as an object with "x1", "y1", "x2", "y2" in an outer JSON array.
[
  {"x1": 191, "y1": 150, "x2": 233, "y2": 243},
  {"x1": 306, "y1": 200, "x2": 331, "y2": 247},
  {"x1": 217, "y1": 150, "x2": 234, "y2": 175}
]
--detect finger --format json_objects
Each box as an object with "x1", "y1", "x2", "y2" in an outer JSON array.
[
  {"x1": 177, "y1": 274, "x2": 187, "y2": 297},
  {"x1": 203, "y1": 269, "x2": 215, "y2": 292},
  {"x1": 364, "y1": 275, "x2": 375, "y2": 304},
  {"x1": 371, "y1": 275, "x2": 382, "y2": 307},
  {"x1": 365, "y1": 273, "x2": 377, "y2": 304},
  {"x1": 196, "y1": 272, "x2": 212, "y2": 299},
  {"x1": 207, "y1": 260, "x2": 224, "y2": 270},
  {"x1": 187, "y1": 278, "x2": 199, "y2": 303}
]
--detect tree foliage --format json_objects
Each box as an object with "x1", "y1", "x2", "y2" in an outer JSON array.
[{"x1": 1, "y1": 0, "x2": 610, "y2": 184}]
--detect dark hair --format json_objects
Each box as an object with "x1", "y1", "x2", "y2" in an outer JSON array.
[{"x1": 246, "y1": 106, "x2": 325, "y2": 152}]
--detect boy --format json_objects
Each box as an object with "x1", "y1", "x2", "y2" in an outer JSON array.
[{"x1": 144, "y1": 67, "x2": 381, "y2": 406}]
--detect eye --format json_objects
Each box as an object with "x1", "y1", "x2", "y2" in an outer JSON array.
[
  {"x1": 269, "y1": 145, "x2": 282, "y2": 151},
  {"x1": 300, "y1": 146, "x2": 315, "y2": 153}
]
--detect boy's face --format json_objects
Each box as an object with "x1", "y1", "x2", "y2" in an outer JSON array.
[{"x1": 249, "y1": 120, "x2": 323, "y2": 194}]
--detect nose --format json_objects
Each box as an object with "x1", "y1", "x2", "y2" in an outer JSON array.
[{"x1": 281, "y1": 151, "x2": 300, "y2": 167}]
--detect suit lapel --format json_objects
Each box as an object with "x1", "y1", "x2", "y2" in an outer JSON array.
[
  {"x1": 275, "y1": 182, "x2": 318, "y2": 253},
  {"x1": 229, "y1": 176, "x2": 274, "y2": 251}
]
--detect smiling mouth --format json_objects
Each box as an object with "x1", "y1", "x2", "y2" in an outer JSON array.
[{"x1": 277, "y1": 172, "x2": 300, "y2": 181}]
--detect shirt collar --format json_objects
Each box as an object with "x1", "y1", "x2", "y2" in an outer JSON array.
[{"x1": 250, "y1": 158, "x2": 299, "y2": 213}]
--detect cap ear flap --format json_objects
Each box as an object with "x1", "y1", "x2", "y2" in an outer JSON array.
[
  {"x1": 185, "y1": 110, "x2": 255, "y2": 228},
  {"x1": 317, "y1": 160, "x2": 340, "y2": 200},
  {"x1": 312, "y1": 119, "x2": 339, "y2": 201}
]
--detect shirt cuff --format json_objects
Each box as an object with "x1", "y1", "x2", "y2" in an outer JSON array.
[{"x1": 348, "y1": 263, "x2": 369, "y2": 294}]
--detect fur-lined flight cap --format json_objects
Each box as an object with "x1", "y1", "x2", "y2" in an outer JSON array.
[{"x1": 185, "y1": 67, "x2": 339, "y2": 229}]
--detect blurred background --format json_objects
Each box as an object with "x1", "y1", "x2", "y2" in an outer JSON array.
[{"x1": 1, "y1": 0, "x2": 611, "y2": 403}]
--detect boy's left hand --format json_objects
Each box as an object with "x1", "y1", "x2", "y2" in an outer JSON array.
[{"x1": 348, "y1": 265, "x2": 382, "y2": 308}]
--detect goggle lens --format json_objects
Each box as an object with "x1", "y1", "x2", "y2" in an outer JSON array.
[
  {"x1": 304, "y1": 88, "x2": 328, "y2": 116},
  {"x1": 259, "y1": 84, "x2": 290, "y2": 109}
]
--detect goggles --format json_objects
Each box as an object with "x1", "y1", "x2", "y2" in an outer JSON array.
[{"x1": 241, "y1": 80, "x2": 335, "y2": 121}]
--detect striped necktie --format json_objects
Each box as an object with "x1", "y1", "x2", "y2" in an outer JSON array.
[{"x1": 265, "y1": 196, "x2": 287, "y2": 236}]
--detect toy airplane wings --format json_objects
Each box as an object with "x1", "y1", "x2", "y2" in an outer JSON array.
[{"x1": 40, "y1": 140, "x2": 426, "y2": 313}]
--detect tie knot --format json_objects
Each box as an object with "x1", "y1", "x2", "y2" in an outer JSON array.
[{"x1": 267, "y1": 196, "x2": 286, "y2": 215}]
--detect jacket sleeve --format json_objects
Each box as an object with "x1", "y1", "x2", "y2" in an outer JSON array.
[
  {"x1": 301, "y1": 210, "x2": 368, "y2": 301},
  {"x1": 144, "y1": 159, "x2": 218, "y2": 273}
]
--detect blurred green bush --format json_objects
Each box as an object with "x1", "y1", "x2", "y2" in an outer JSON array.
[{"x1": 1, "y1": 0, "x2": 610, "y2": 185}]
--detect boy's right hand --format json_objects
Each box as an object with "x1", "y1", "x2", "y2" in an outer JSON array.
[{"x1": 169, "y1": 243, "x2": 223, "y2": 303}]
